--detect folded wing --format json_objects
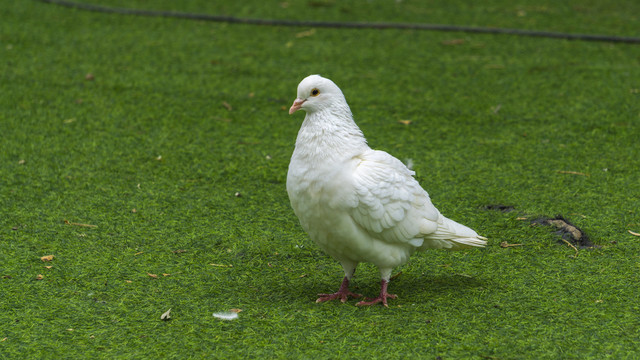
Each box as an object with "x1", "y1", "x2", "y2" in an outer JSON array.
[{"x1": 349, "y1": 150, "x2": 486, "y2": 250}]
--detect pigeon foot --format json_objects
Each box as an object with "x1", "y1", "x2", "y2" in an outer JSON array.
[
  {"x1": 356, "y1": 280, "x2": 397, "y2": 307},
  {"x1": 316, "y1": 276, "x2": 362, "y2": 303}
]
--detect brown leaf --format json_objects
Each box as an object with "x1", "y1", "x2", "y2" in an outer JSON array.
[
  {"x1": 441, "y1": 39, "x2": 465, "y2": 45},
  {"x1": 557, "y1": 170, "x2": 590, "y2": 177},
  {"x1": 500, "y1": 241, "x2": 524, "y2": 248},
  {"x1": 172, "y1": 249, "x2": 187, "y2": 254},
  {"x1": 397, "y1": 120, "x2": 412, "y2": 125},
  {"x1": 222, "y1": 101, "x2": 232, "y2": 111},
  {"x1": 85, "y1": 73, "x2": 95, "y2": 81},
  {"x1": 134, "y1": 251, "x2": 144, "y2": 256},
  {"x1": 162, "y1": 273, "x2": 171, "y2": 277},
  {"x1": 64, "y1": 220, "x2": 97, "y2": 228},
  {"x1": 125, "y1": 280, "x2": 133, "y2": 283},
  {"x1": 209, "y1": 263, "x2": 232, "y2": 268},
  {"x1": 35, "y1": 274, "x2": 44, "y2": 280},
  {"x1": 295, "y1": 28, "x2": 316, "y2": 38},
  {"x1": 229, "y1": 308, "x2": 243, "y2": 313},
  {"x1": 561, "y1": 238, "x2": 579, "y2": 257},
  {"x1": 40, "y1": 255, "x2": 55, "y2": 262},
  {"x1": 147, "y1": 273, "x2": 158, "y2": 278},
  {"x1": 44, "y1": 266, "x2": 53, "y2": 270}
]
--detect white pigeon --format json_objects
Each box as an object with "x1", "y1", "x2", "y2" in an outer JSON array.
[{"x1": 286, "y1": 75, "x2": 487, "y2": 307}]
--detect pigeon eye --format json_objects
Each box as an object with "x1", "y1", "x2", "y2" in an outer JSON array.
[{"x1": 311, "y1": 88, "x2": 320, "y2": 97}]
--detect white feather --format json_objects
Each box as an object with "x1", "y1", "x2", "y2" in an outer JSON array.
[{"x1": 212, "y1": 312, "x2": 239, "y2": 321}]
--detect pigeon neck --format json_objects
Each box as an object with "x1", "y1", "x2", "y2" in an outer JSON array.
[{"x1": 295, "y1": 107, "x2": 368, "y2": 163}]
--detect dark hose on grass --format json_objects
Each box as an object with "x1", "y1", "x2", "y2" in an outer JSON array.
[{"x1": 36, "y1": 0, "x2": 640, "y2": 44}]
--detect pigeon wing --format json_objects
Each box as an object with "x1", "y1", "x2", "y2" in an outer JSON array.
[{"x1": 349, "y1": 150, "x2": 440, "y2": 248}]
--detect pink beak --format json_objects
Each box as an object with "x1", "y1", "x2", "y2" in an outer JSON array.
[{"x1": 289, "y1": 98, "x2": 306, "y2": 114}]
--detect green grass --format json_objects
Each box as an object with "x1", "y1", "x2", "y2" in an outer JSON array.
[{"x1": 2, "y1": 0, "x2": 640, "y2": 358}]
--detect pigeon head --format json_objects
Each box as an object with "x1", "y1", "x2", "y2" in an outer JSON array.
[{"x1": 289, "y1": 75, "x2": 347, "y2": 115}]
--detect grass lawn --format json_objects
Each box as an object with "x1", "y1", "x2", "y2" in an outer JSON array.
[{"x1": 2, "y1": 0, "x2": 640, "y2": 358}]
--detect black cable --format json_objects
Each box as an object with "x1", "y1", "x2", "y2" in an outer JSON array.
[{"x1": 36, "y1": 0, "x2": 640, "y2": 44}]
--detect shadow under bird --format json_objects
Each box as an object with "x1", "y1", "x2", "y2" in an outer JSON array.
[{"x1": 287, "y1": 75, "x2": 487, "y2": 307}]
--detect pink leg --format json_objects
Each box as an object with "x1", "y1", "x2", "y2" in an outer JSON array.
[
  {"x1": 356, "y1": 279, "x2": 397, "y2": 307},
  {"x1": 316, "y1": 276, "x2": 362, "y2": 303}
]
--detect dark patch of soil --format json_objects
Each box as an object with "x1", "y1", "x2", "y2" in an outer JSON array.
[
  {"x1": 531, "y1": 215, "x2": 596, "y2": 248},
  {"x1": 483, "y1": 204, "x2": 515, "y2": 212}
]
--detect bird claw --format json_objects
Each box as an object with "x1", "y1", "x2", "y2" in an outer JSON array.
[
  {"x1": 315, "y1": 276, "x2": 361, "y2": 304},
  {"x1": 316, "y1": 290, "x2": 362, "y2": 303},
  {"x1": 356, "y1": 279, "x2": 397, "y2": 307},
  {"x1": 356, "y1": 293, "x2": 398, "y2": 307}
]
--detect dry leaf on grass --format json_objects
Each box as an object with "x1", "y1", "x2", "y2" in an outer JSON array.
[
  {"x1": 64, "y1": 220, "x2": 97, "y2": 228},
  {"x1": 160, "y1": 308, "x2": 171, "y2": 320},
  {"x1": 557, "y1": 170, "x2": 590, "y2": 177},
  {"x1": 40, "y1": 255, "x2": 55, "y2": 262},
  {"x1": 628, "y1": 230, "x2": 640, "y2": 237},
  {"x1": 35, "y1": 274, "x2": 44, "y2": 280},
  {"x1": 147, "y1": 273, "x2": 158, "y2": 279},
  {"x1": 210, "y1": 263, "x2": 233, "y2": 268},
  {"x1": 295, "y1": 28, "x2": 316, "y2": 38},
  {"x1": 222, "y1": 101, "x2": 232, "y2": 111},
  {"x1": 397, "y1": 120, "x2": 412, "y2": 125},
  {"x1": 441, "y1": 39, "x2": 465, "y2": 45},
  {"x1": 562, "y1": 239, "x2": 579, "y2": 257},
  {"x1": 500, "y1": 241, "x2": 524, "y2": 248}
]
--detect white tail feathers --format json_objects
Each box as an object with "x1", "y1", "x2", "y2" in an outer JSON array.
[
  {"x1": 447, "y1": 235, "x2": 488, "y2": 249},
  {"x1": 420, "y1": 215, "x2": 487, "y2": 250}
]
